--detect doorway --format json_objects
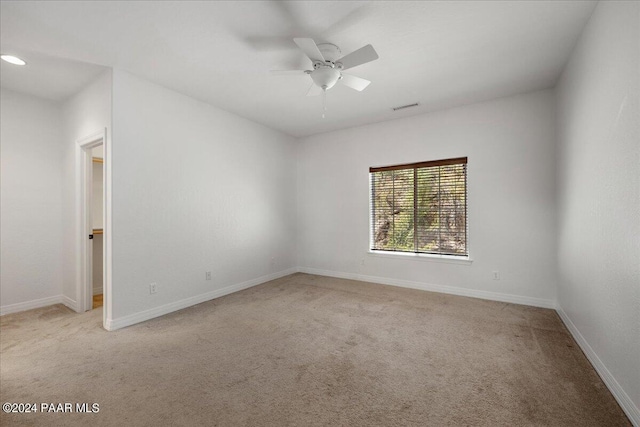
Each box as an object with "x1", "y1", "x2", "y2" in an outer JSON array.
[
  {"x1": 77, "y1": 130, "x2": 109, "y2": 325},
  {"x1": 91, "y1": 147, "x2": 104, "y2": 309}
]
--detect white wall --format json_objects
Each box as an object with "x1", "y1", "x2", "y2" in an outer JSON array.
[
  {"x1": 92, "y1": 145, "x2": 104, "y2": 159},
  {"x1": 0, "y1": 89, "x2": 64, "y2": 313},
  {"x1": 109, "y1": 70, "x2": 297, "y2": 326},
  {"x1": 62, "y1": 70, "x2": 112, "y2": 311},
  {"x1": 92, "y1": 159, "x2": 103, "y2": 228},
  {"x1": 92, "y1": 235, "x2": 103, "y2": 295},
  {"x1": 556, "y1": 0, "x2": 639, "y2": 422},
  {"x1": 297, "y1": 90, "x2": 557, "y2": 306}
]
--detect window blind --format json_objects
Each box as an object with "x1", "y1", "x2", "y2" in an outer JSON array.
[{"x1": 370, "y1": 157, "x2": 468, "y2": 256}]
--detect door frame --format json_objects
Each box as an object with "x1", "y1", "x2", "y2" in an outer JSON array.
[{"x1": 76, "y1": 130, "x2": 108, "y2": 320}]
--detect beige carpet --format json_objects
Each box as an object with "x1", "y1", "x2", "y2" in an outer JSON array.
[{"x1": 0, "y1": 273, "x2": 630, "y2": 426}]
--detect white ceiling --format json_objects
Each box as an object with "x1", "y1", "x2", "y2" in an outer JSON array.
[
  {"x1": 0, "y1": 48, "x2": 106, "y2": 101},
  {"x1": 1, "y1": 1, "x2": 596, "y2": 137}
]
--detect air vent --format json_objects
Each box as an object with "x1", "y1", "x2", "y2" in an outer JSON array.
[{"x1": 392, "y1": 103, "x2": 419, "y2": 111}]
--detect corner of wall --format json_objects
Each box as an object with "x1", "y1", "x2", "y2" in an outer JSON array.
[
  {"x1": 553, "y1": 1, "x2": 640, "y2": 423},
  {"x1": 556, "y1": 303, "x2": 640, "y2": 425}
]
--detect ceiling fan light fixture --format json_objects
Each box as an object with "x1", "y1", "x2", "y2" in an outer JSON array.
[
  {"x1": 311, "y1": 68, "x2": 341, "y2": 91},
  {"x1": 271, "y1": 38, "x2": 378, "y2": 108}
]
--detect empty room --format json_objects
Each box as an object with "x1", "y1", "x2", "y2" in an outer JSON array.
[{"x1": 0, "y1": 1, "x2": 638, "y2": 426}]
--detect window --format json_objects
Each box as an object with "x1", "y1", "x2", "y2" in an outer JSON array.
[{"x1": 370, "y1": 157, "x2": 468, "y2": 257}]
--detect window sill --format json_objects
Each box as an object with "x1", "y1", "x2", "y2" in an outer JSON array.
[{"x1": 367, "y1": 250, "x2": 473, "y2": 265}]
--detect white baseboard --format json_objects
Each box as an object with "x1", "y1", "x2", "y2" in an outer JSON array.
[
  {"x1": 0, "y1": 295, "x2": 64, "y2": 316},
  {"x1": 0, "y1": 294, "x2": 80, "y2": 316},
  {"x1": 556, "y1": 306, "x2": 639, "y2": 426},
  {"x1": 298, "y1": 266, "x2": 556, "y2": 309},
  {"x1": 105, "y1": 267, "x2": 298, "y2": 331},
  {"x1": 93, "y1": 286, "x2": 103, "y2": 295}
]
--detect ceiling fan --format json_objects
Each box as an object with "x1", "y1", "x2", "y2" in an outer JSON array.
[{"x1": 272, "y1": 38, "x2": 379, "y2": 96}]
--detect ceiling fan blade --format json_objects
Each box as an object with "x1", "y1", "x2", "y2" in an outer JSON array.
[
  {"x1": 306, "y1": 83, "x2": 322, "y2": 96},
  {"x1": 269, "y1": 70, "x2": 308, "y2": 76},
  {"x1": 294, "y1": 38, "x2": 325, "y2": 63},
  {"x1": 340, "y1": 74, "x2": 371, "y2": 91},
  {"x1": 336, "y1": 44, "x2": 379, "y2": 70}
]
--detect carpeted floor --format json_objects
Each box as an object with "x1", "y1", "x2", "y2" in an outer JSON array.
[{"x1": 0, "y1": 273, "x2": 630, "y2": 426}]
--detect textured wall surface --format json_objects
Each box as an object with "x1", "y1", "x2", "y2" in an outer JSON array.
[
  {"x1": 0, "y1": 89, "x2": 64, "y2": 308},
  {"x1": 556, "y1": 0, "x2": 640, "y2": 417},
  {"x1": 297, "y1": 90, "x2": 558, "y2": 304},
  {"x1": 110, "y1": 70, "x2": 297, "y2": 321}
]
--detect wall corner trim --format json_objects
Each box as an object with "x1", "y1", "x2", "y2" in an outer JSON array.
[
  {"x1": 104, "y1": 267, "x2": 298, "y2": 331},
  {"x1": 61, "y1": 295, "x2": 78, "y2": 312},
  {"x1": 556, "y1": 305, "x2": 640, "y2": 426}
]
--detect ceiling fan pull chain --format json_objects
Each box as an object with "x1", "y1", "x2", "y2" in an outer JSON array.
[{"x1": 322, "y1": 88, "x2": 327, "y2": 119}]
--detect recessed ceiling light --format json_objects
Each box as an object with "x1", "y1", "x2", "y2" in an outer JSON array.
[{"x1": 1, "y1": 55, "x2": 27, "y2": 66}]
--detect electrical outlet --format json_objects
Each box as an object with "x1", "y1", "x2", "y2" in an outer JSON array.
[
  {"x1": 205, "y1": 271, "x2": 212, "y2": 280},
  {"x1": 150, "y1": 282, "x2": 158, "y2": 294},
  {"x1": 493, "y1": 271, "x2": 500, "y2": 280}
]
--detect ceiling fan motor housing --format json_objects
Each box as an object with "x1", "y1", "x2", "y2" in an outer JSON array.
[
  {"x1": 317, "y1": 43, "x2": 341, "y2": 62},
  {"x1": 310, "y1": 43, "x2": 344, "y2": 90}
]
